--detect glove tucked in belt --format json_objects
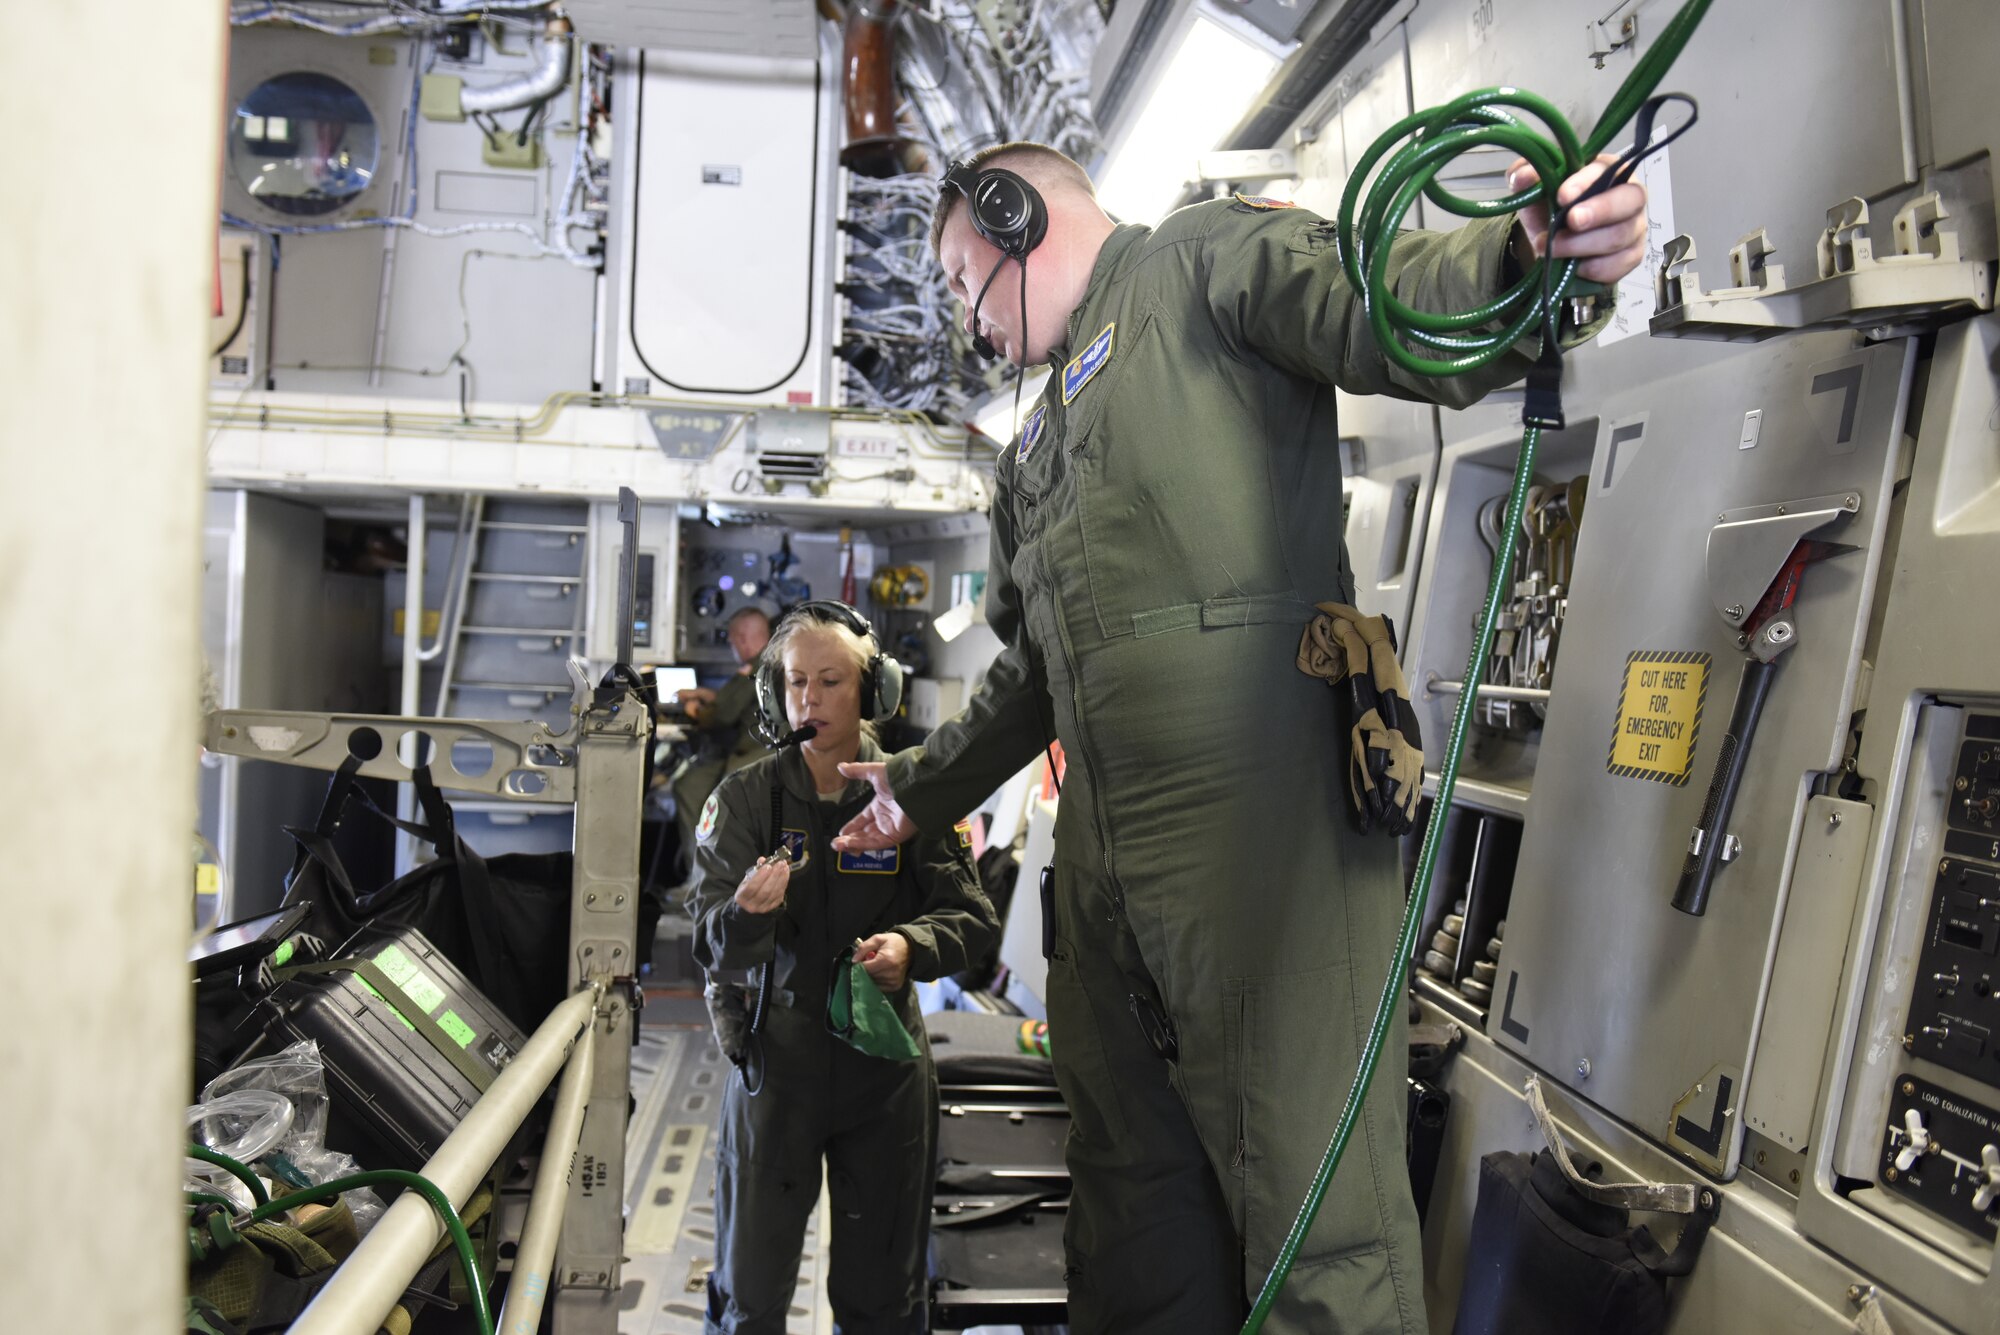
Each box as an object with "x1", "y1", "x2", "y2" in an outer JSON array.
[{"x1": 1297, "y1": 602, "x2": 1425, "y2": 836}]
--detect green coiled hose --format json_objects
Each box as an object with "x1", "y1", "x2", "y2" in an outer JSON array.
[{"x1": 1242, "y1": 3, "x2": 1712, "y2": 1328}]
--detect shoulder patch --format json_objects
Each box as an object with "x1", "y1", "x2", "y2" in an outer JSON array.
[
  {"x1": 953, "y1": 817, "x2": 974, "y2": 850},
  {"x1": 695, "y1": 791, "x2": 721, "y2": 844},
  {"x1": 1017, "y1": 405, "x2": 1048, "y2": 463},
  {"x1": 1233, "y1": 193, "x2": 1297, "y2": 210},
  {"x1": 1061, "y1": 323, "x2": 1116, "y2": 405}
]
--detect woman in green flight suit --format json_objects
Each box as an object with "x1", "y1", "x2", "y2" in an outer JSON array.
[{"x1": 687, "y1": 600, "x2": 998, "y2": 1335}]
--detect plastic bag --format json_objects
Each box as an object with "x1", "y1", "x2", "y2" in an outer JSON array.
[{"x1": 192, "y1": 1040, "x2": 387, "y2": 1234}]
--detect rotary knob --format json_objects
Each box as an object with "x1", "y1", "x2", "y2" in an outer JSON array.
[
  {"x1": 1894, "y1": 1108, "x2": 1933, "y2": 1173},
  {"x1": 1973, "y1": 1144, "x2": 2000, "y2": 1214}
]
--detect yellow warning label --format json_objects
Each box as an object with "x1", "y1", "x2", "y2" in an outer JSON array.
[
  {"x1": 390, "y1": 608, "x2": 442, "y2": 638},
  {"x1": 1607, "y1": 650, "x2": 1711, "y2": 785}
]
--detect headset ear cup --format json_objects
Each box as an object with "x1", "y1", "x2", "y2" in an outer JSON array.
[
  {"x1": 753, "y1": 662, "x2": 785, "y2": 744},
  {"x1": 969, "y1": 168, "x2": 1047, "y2": 259}
]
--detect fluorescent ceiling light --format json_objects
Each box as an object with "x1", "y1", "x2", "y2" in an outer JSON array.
[
  {"x1": 970, "y1": 368, "x2": 1053, "y2": 445},
  {"x1": 1096, "y1": 7, "x2": 1287, "y2": 226}
]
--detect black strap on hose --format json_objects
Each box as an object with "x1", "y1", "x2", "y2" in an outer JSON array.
[{"x1": 1524, "y1": 93, "x2": 1699, "y2": 431}]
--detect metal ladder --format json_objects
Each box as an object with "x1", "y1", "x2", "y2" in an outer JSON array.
[{"x1": 434, "y1": 497, "x2": 592, "y2": 729}]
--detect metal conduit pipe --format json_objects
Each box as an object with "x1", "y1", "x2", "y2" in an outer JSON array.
[
  {"x1": 462, "y1": 17, "x2": 574, "y2": 116},
  {"x1": 1425, "y1": 674, "x2": 1554, "y2": 704},
  {"x1": 229, "y1": 4, "x2": 423, "y2": 35},
  {"x1": 842, "y1": 0, "x2": 908, "y2": 175},
  {"x1": 288, "y1": 986, "x2": 603, "y2": 1335},
  {"x1": 495, "y1": 1016, "x2": 596, "y2": 1335}
]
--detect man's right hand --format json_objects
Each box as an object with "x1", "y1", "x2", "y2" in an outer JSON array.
[
  {"x1": 676, "y1": 685, "x2": 718, "y2": 719},
  {"x1": 832, "y1": 762, "x2": 916, "y2": 851}
]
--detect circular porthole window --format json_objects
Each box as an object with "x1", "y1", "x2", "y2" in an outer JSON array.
[{"x1": 228, "y1": 72, "x2": 379, "y2": 218}]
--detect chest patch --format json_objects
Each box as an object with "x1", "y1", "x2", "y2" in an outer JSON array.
[
  {"x1": 1062, "y1": 323, "x2": 1116, "y2": 405},
  {"x1": 953, "y1": 818, "x2": 974, "y2": 850},
  {"x1": 774, "y1": 827, "x2": 809, "y2": 868},
  {"x1": 1017, "y1": 405, "x2": 1047, "y2": 462},
  {"x1": 837, "y1": 846, "x2": 902, "y2": 875},
  {"x1": 696, "y1": 792, "x2": 721, "y2": 844},
  {"x1": 1233, "y1": 192, "x2": 1296, "y2": 210}
]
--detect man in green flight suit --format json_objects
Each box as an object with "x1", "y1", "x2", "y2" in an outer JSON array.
[
  {"x1": 672, "y1": 605, "x2": 774, "y2": 881},
  {"x1": 835, "y1": 142, "x2": 1652, "y2": 1333}
]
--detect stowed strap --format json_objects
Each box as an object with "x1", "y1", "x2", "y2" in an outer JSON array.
[{"x1": 1524, "y1": 1075, "x2": 1697, "y2": 1215}]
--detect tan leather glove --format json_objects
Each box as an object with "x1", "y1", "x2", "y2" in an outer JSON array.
[{"x1": 1298, "y1": 603, "x2": 1426, "y2": 836}]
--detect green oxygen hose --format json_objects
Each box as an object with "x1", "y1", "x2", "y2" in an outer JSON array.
[
  {"x1": 1241, "y1": 2, "x2": 1712, "y2": 1328},
  {"x1": 187, "y1": 1143, "x2": 271, "y2": 1209}
]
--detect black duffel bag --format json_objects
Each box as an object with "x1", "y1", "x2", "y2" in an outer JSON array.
[
  {"x1": 277, "y1": 754, "x2": 572, "y2": 1036},
  {"x1": 1452, "y1": 1078, "x2": 1718, "y2": 1335}
]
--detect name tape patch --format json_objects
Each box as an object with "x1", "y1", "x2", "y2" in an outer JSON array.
[
  {"x1": 837, "y1": 846, "x2": 902, "y2": 875},
  {"x1": 1062, "y1": 323, "x2": 1116, "y2": 405},
  {"x1": 1607, "y1": 650, "x2": 1712, "y2": 784},
  {"x1": 1018, "y1": 405, "x2": 1047, "y2": 462}
]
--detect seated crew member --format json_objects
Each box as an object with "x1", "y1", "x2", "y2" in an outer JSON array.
[
  {"x1": 686, "y1": 600, "x2": 998, "y2": 1335},
  {"x1": 671, "y1": 605, "x2": 774, "y2": 883}
]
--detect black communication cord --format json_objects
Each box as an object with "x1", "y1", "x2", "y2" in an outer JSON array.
[{"x1": 210, "y1": 249, "x2": 253, "y2": 360}]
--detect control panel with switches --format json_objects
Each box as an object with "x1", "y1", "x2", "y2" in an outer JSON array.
[
  {"x1": 1880, "y1": 1075, "x2": 2000, "y2": 1239},
  {"x1": 1904, "y1": 715, "x2": 2000, "y2": 1085}
]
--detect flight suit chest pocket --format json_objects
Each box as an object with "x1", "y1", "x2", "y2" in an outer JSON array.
[
  {"x1": 1061, "y1": 308, "x2": 1153, "y2": 453},
  {"x1": 831, "y1": 849, "x2": 905, "y2": 940},
  {"x1": 1009, "y1": 402, "x2": 1066, "y2": 516}
]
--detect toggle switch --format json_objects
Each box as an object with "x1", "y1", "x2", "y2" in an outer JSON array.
[
  {"x1": 1895, "y1": 1108, "x2": 1933, "y2": 1172},
  {"x1": 1975, "y1": 1145, "x2": 2000, "y2": 1215}
]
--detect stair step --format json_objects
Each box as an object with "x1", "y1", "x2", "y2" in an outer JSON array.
[
  {"x1": 458, "y1": 626, "x2": 584, "y2": 637},
  {"x1": 451, "y1": 680, "x2": 570, "y2": 693},
  {"x1": 478, "y1": 521, "x2": 589, "y2": 534}
]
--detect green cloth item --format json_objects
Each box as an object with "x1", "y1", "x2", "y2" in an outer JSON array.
[{"x1": 826, "y1": 955, "x2": 921, "y2": 1061}]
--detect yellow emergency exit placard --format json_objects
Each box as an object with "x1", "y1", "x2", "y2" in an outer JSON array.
[{"x1": 1607, "y1": 650, "x2": 1712, "y2": 785}]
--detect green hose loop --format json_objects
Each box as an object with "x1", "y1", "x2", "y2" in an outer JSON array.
[
  {"x1": 186, "y1": 1143, "x2": 271, "y2": 1210},
  {"x1": 1241, "y1": 3, "x2": 1711, "y2": 1329},
  {"x1": 243, "y1": 1169, "x2": 495, "y2": 1335}
]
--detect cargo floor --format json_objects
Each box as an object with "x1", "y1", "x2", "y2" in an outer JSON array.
[{"x1": 616, "y1": 984, "x2": 836, "y2": 1335}]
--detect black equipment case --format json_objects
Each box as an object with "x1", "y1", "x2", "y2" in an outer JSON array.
[{"x1": 245, "y1": 924, "x2": 529, "y2": 1171}]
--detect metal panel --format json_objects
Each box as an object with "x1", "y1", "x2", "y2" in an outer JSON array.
[
  {"x1": 1418, "y1": 1016, "x2": 1959, "y2": 1335},
  {"x1": 1492, "y1": 334, "x2": 1913, "y2": 1174},
  {"x1": 614, "y1": 47, "x2": 836, "y2": 402},
  {"x1": 562, "y1": 0, "x2": 818, "y2": 61},
  {"x1": 1742, "y1": 794, "x2": 1873, "y2": 1153},
  {"x1": 1400, "y1": 0, "x2": 1916, "y2": 448},
  {"x1": 238, "y1": 27, "x2": 597, "y2": 406},
  {"x1": 1799, "y1": 314, "x2": 2000, "y2": 1335}
]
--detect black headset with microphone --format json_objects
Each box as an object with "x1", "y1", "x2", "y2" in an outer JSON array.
[
  {"x1": 941, "y1": 159, "x2": 1049, "y2": 362},
  {"x1": 752, "y1": 600, "x2": 906, "y2": 746}
]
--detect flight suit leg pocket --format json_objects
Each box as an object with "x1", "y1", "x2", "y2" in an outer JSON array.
[
  {"x1": 1234, "y1": 964, "x2": 1387, "y2": 1267},
  {"x1": 1044, "y1": 944, "x2": 1129, "y2": 1147}
]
